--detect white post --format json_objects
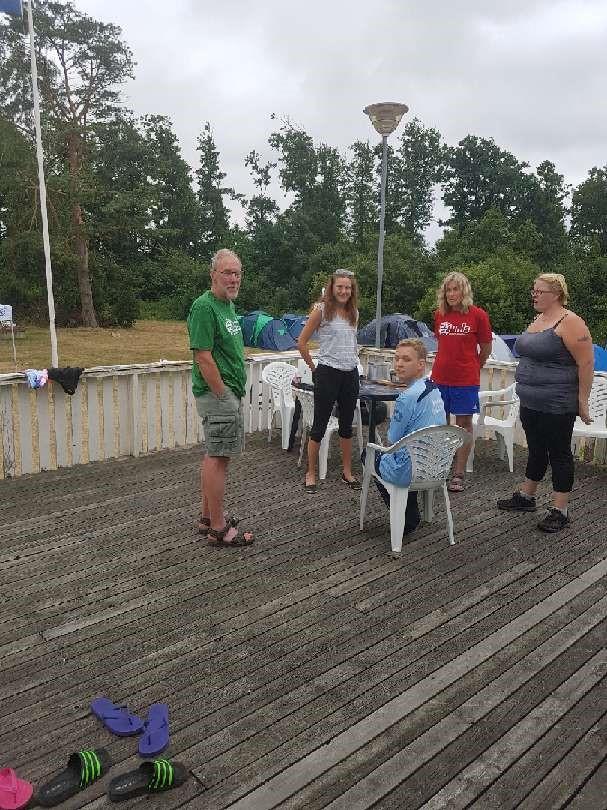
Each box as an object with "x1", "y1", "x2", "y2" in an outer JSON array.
[
  {"x1": 27, "y1": 0, "x2": 59, "y2": 367},
  {"x1": 375, "y1": 134, "x2": 388, "y2": 349},
  {"x1": 10, "y1": 323, "x2": 17, "y2": 368}
]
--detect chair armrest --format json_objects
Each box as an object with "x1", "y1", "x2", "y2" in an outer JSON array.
[
  {"x1": 482, "y1": 399, "x2": 515, "y2": 408},
  {"x1": 478, "y1": 384, "x2": 515, "y2": 402},
  {"x1": 477, "y1": 397, "x2": 516, "y2": 425},
  {"x1": 368, "y1": 426, "x2": 471, "y2": 458},
  {"x1": 366, "y1": 441, "x2": 386, "y2": 453},
  {"x1": 362, "y1": 442, "x2": 382, "y2": 481}
]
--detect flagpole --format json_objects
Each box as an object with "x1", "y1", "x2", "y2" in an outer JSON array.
[{"x1": 26, "y1": 0, "x2": 58, "y2": 367}]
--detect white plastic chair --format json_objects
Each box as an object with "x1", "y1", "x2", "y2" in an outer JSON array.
[
  {"x1": 360, "y1": 425, "x2": 471, "y2": 553},
  {"x1": 466, "y1": 383, "x2": 519, "y2": 474},
  {"x1": 261, "y1": 362, "x2": 298, "y2": 450},
  {"x1": 353, "y1": 400, "x2": 365, "y2": 456},
  {"x1": 293, "y1": 387, "x2": 338, "y2": 480},
  {"x1": 572, "y1": 374, "x2": 607, "y2": 449},
  {"x1": 292, "y1": 387, "x2": 364, "y2": 479},
  {"x1": 297, "y1": 358, "x2": 314, "y2": 384}
]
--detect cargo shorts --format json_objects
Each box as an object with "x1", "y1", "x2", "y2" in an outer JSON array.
[{"x1": 195, "y1": 388, "x2": 244, "y2": 457}]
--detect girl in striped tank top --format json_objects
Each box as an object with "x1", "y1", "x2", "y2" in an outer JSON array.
[{"x1": 297, "y1": 270, "x2": 360, "y2": 493}]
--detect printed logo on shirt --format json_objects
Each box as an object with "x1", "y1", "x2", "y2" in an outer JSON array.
[
  {"x1": 225, "y1": 318, "x2": 241, "y2": 336},
  {"x1": 438, "y1": 321, "x2": 471, "y2": 335}
]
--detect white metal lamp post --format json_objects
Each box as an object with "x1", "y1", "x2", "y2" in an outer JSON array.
[{"x1": 363, "y1": 102, "x2": 408, "y2": 348}]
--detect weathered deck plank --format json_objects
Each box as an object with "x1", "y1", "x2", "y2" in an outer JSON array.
[{"x1": 1, "y1": 434, "x2": 606, "y2": 809}]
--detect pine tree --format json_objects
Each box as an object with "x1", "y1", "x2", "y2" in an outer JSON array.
[
  {"x1": 195, "y1": 122, "x2": 237, "y2": 257},
  {"x1": 344, "y1": 140, "x2": 378, "y2": 248}
]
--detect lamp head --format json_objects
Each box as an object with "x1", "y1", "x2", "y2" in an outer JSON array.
[{"x1": 363, "y1": 102, "x2": 409, "y2": 136}]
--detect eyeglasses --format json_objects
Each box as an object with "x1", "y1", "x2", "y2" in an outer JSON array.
[
  {"x1": 530, "y1": 288, "x2": 554, "y2": 297},
  {"x1": 217, "y1": 270, "x2": 243, "y2": 279}
]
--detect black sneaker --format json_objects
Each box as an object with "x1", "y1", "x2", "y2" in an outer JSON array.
[
  {"x1": 537, "y1": 508, "x2": 569, "y2": 533},
  {"x1": 497, "y1": 491, "x2": 537, "y2": 512}
]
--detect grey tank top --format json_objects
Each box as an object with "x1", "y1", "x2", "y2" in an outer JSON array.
[
  {"x1": 515, "y1": 318, "x2": 578, "y2": 414},
  {"x1": 316, "y1": 303, "x2": 359, "y2": 371}
]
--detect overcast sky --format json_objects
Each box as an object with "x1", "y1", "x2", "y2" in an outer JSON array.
[{"x1": 76, "y1": 0, "x2": 607, "y2": 237}]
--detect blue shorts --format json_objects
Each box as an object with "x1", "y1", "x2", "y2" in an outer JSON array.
[{"x1": 436, "y1": 384, "x2": 479, "y2": 416}]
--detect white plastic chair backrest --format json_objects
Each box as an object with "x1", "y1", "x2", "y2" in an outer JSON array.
[
  {"x1": 588, "y1": 375, "x2": 607, "y2": 426},
  {"x1": 297, "y1": 359, "x2": 313, "y2": 384},
  {"x1": 381, "y1": 425, "x2": 469, "y2": 483},
  {"x1": 505, "y1": 392, "x2": 520, "y2": 424},
  {"x1": 294, "y1": 387, "x2": 315, "y2": 428},
  {"x1": 262, "y1": 362, "x2": 297, "y2": 409},
  {"x1": 479, "y1": 383, "x2": 519, "y2": 424}
]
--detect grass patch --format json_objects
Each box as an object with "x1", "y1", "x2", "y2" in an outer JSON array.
[{"x1": 0, "y1": 320, "x2": 273, "y2": 373}]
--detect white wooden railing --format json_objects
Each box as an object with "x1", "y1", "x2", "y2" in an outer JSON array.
[
  {"x1": 0, "y1": 350, "x2": 603, "y2": 479},
  {"x1": 0, "y1": 353, "x2": 305, "y2": 479}
]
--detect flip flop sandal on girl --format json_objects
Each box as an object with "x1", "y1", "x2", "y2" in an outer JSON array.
[
  {"x1": 207, "y1": 522, "x2": 254, "y2": 547},
  {"x1": 198, "y1": 512, "x2": 237, "y2": 536},
  {"x1": 447, "y1": 475, "x2": 465, "y2": 492}
]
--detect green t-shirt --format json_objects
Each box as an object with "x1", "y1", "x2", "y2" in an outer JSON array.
[{"x1": 187, "y1": 291, "x2": 246, "y2": 398}]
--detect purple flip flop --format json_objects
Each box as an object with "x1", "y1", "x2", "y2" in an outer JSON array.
[
  {"x1": 138, "y1": 703, "x2": 170, "y2": 757},
  {"x1": 90, "y1": 697, "x2": 144, "y2": 737}
]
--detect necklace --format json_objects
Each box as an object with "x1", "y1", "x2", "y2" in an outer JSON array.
[{"x1": 535, "y1": 308, "x2": 565, "y2": 326}]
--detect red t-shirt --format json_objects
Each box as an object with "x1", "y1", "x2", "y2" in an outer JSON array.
[{"x1": 431, "y1": 306, "x2": 492, "y2": 386}]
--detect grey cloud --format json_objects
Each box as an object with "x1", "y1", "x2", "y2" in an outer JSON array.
[{"x1": 78, "y1": 0, "x2": 607, "y2": 225}]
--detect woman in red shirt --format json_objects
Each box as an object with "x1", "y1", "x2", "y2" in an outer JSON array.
[{"x1": 431, "y1": 272, "x2": 493, "y2": 491}]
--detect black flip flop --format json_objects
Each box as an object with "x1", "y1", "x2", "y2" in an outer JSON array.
[
  {"x1": 108, "y1": 759, "x2": 188, "y2": 802},
  {"x1": 37, "y1": 749, "x2": 111, "y2": 807},
  {"x1": 304, "y1": 480, "x2": 318, "y2": 493}
]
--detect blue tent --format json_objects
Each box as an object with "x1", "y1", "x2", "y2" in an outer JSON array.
[
  {"x1": 358, "y1": 313, "x2": 437, "y2": 352},
  {"x1": 282, "y1": 313, "x2": 308, "y2": 340},
  {"x1": 499, "y1": 335, "x2": 520, "y2": 357},
  {"x1": 489, "y1": 333, "x2": 515, "y2": 362},
  {"x1": 594, "y1": 344, "x2": 607, "y2": 372},
  {"x1": 259, "y1": 320, "x2": 296, "y2": 351},
  {"x1": 239, "y1": 311, "x2": 268, "y2": 346},
  {"x1": 239, "y1": 311, "x2": 296, "y2": 351}
]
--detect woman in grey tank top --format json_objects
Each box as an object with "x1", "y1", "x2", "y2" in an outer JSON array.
[
  {"x1": 297, "y1": 270, "x2": 360, "y2": 492},
  {"x1": 497, "y1": 273, "x2": 594, "y2": 533}
]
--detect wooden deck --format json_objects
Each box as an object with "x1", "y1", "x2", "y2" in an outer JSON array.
[{"x1": 1, "y1": 433, "x2": 607, "y2": 809}]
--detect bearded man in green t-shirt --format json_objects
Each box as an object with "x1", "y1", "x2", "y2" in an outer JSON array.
[{"x1": 187, "y1": 249, "x2": 254, "y2": 546}]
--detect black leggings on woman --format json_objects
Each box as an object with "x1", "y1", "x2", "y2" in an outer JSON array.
[
  {"x1": 310, "y1": 364, "x2": 359, "y2": 442},
  {"x1": 520, "y1": 405, "x2": 576, "y2": 492}
]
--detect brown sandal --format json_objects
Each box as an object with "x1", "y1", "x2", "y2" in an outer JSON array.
[
  {"x1": 341, "y1": 474, "x2": 361, "y2": 490},
  {"x1": 208, "y1": 522, "x2": 254, "y2": 547},
  {"x1": 198, "y1": 512, "x2": 237, "y2": 536}
]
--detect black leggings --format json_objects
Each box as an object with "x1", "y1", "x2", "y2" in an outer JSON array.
[
  {"x1": 310, "y1": 364, "x2": 359, "y2": 442},
  {"x1": 520, "y1": 405, "x2": 576, "y2": 493}
]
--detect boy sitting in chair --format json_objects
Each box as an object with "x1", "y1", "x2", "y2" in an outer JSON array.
[{"x1": 364, "y1": 338, "x2": 446, "y2": 534}]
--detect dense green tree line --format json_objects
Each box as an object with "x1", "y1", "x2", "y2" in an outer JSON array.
[{"x1": 1, "y1": 1, "x2": 606, "y2": 341}]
